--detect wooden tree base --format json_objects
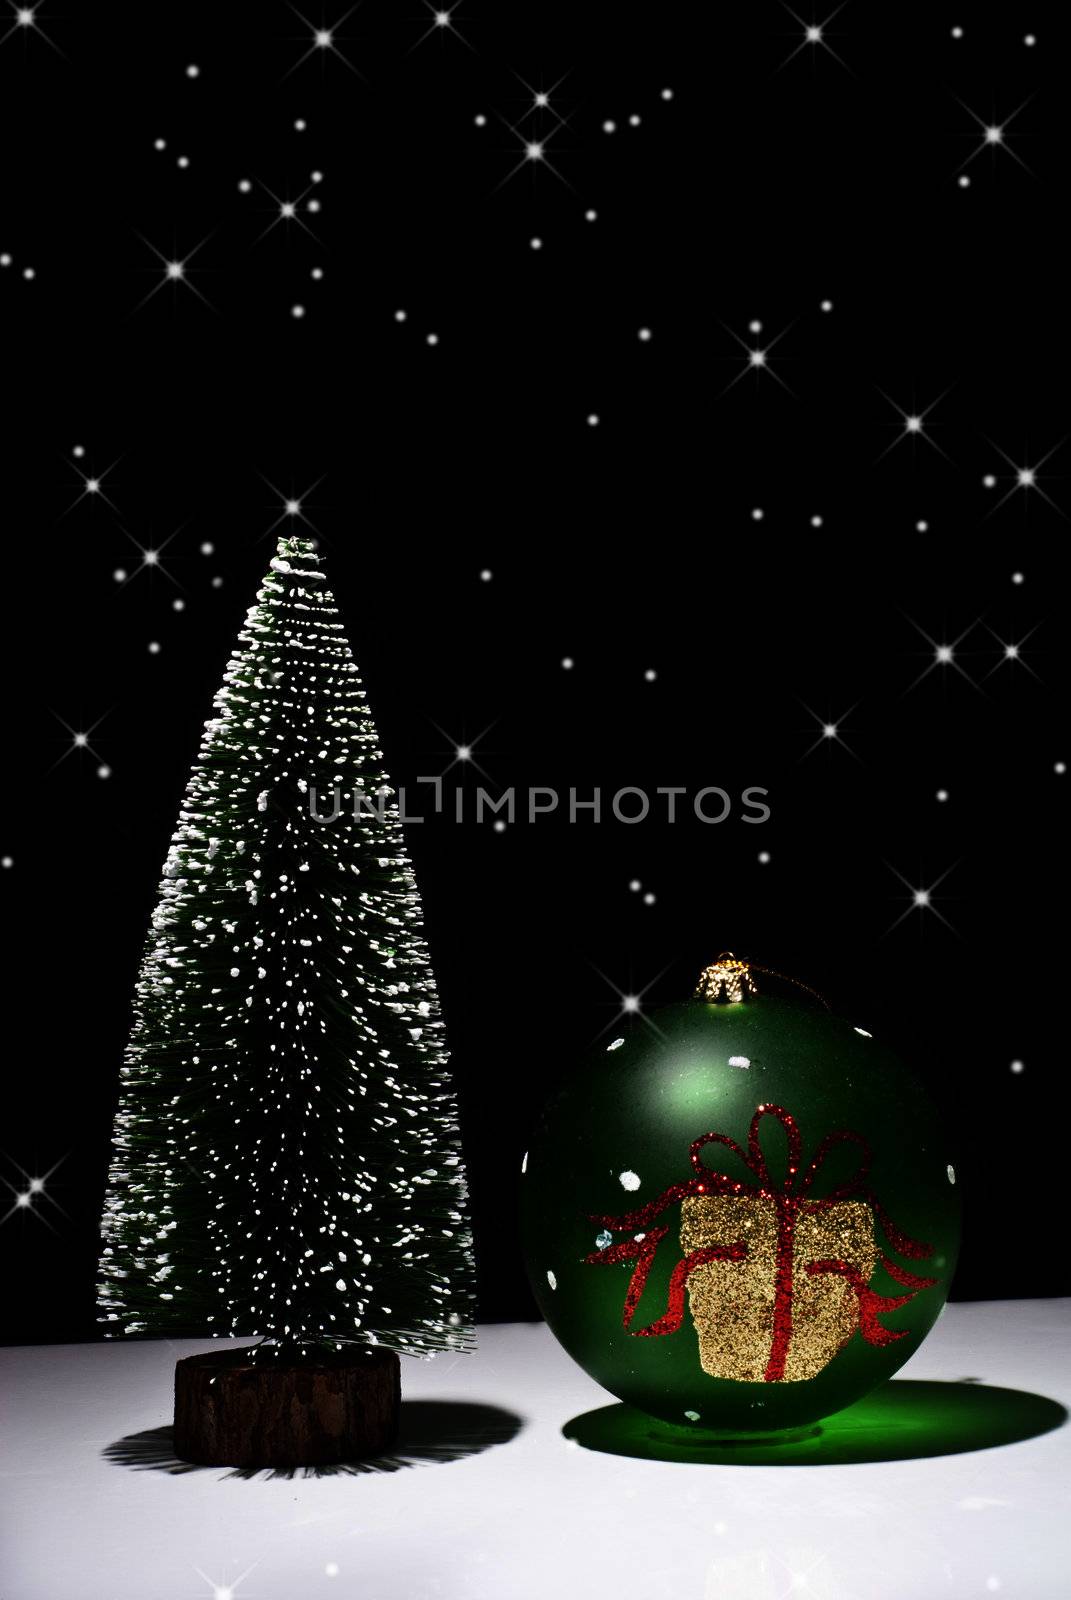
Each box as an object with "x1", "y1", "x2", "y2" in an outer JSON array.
[{"x1": 173, "y1": 1346, "x2": 401, "y2": 1467}]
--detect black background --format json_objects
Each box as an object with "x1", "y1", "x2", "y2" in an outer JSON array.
[{"x1": 0, "y1": 1, "x2": 1067, "y2": 1345}]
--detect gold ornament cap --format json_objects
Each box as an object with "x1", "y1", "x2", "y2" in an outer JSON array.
[{"x1": 694, "y1": 952, "x2": 756, "y2": 1005}]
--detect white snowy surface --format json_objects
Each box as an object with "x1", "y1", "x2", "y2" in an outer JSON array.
[{"x1": 1, "y1": 1304, "x2": 1068, "y2": 1600}]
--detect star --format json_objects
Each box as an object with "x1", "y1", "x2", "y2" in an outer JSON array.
[
  {"x1": 903, "y1": 615, "x2": 982, "y2": 692},
  {"x1": 410, "y1": 2, "x2": 473, "y2": 51},
  {"x1": 984, "y1": 623, "x2": 1041, "y2": 680},
  {"x1": 493, "y1": 116, "x2": 573, "y2": 192},
  {"x1": 48, "y1": 711, "x2": 110, "y2": 773},
  {"x1": 1, "y1": 2, "x2": 64, "y2": 54},
  {"x1": 876, "y1": 389, "x2": 953, "y2": 462},
  {"x1": 512, "y1": 70, "x2": 571, "y2": 127},
  {"x1": 982, "y1": 438, "x2": 1065, "y2": 517},
  {"x1": 720, "y1": 321, "x2": 794, "y2": 396},
  {"x1": 114, "y1": 524, "x2": 185, "y2": 590},
  {"x1": 779, "y1": 3, "x2": 852, "y2": 72},
  {"x1": 287, "y1": 5, "x2": 363, "y2": 77},
  {"x1": 886, "y1": 862, "x2": 958, "y2": 934},
  {"x1": 254, "y1": 181, "x2": 319, "y2": 243},
  {"x1": 800, "y1": 701, "x2": 861, "y2": 760},
  {"x1": 193, "y1": 1563, "x2": 259, "y2": 1600},
  {"x1": 956, "y1": 96, "x2": 1033, "y2": 175},
  {"x1": 591, "y1": 963, "x2": 672, "y2": 1042},
  {"x1": 64, "y1": 455, "x2": 122, "y2": 516},
  {"x1": 1, "y1": 1155, "x2": 67, "y2": 1229},
  {"x1": 134, "y1": 232, "x2": 216, "y2": 313},
  {"x1": 260, "y1": 474, "x2": 325, "y2": 538},
  {"x1": 430, "y1": 720, "x2": 496, "y2": 781}
]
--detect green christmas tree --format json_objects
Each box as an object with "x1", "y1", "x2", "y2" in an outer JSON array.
[{"x1": 99, "y1": 536, "x2": 476, "y2": 1358}]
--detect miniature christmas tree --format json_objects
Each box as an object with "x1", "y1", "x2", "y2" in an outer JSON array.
[{"x1": 98, "y1": 535, "x2": 475, "y2": 1463}]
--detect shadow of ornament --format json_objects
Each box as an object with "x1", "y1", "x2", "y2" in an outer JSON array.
[
  {"x1": 104, "y1": 1399, "x2": 523, "y2": 1480},
  {"x1": 563, "y1": 1379, "x2": 1067, "y2": 1466}
]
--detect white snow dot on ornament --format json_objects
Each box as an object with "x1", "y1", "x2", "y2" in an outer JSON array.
[
  {"x1": 335, "y1": 1278, "x2": 346, "y2": 1291},
  {"x1": 607, "y1": 1038, "x2": 625, "y2": 1052},
  {"x1": 595, "y1": 1230, "x2": 613, "y2": 1249},
  {"x1": 684, "y1": 1409, "x2": 700, "y2": 1421},
  {"x1": 618, "y1": 1170, "x2": 640, "y2": 1191},
  {"x1": 728, "y1": 1055, "x2": 750, "y2": 1069},
  {"x1": 546, "y1": 1270, "x2": 557, "y2": 1290},
  {"x1": 946, "y1": 1164, "x2": 956, "y2": 1185}
]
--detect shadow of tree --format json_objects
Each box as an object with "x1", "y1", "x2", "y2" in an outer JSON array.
[
  {"x1": 563, "y1": 1380, "x2": 1067, "y2": 1466},
  {"x1": 104, "y1": 1399, "x2": 524, "y2": 1479}
]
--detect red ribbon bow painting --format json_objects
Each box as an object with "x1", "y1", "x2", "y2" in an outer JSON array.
[{"x1": 584, "y1": 1102, "x2": 938, "y2": 1384}]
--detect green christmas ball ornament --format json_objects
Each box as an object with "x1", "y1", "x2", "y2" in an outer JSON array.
[{"x1": 520, "y1": 955, "x2": 960, "y2": 1440}]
